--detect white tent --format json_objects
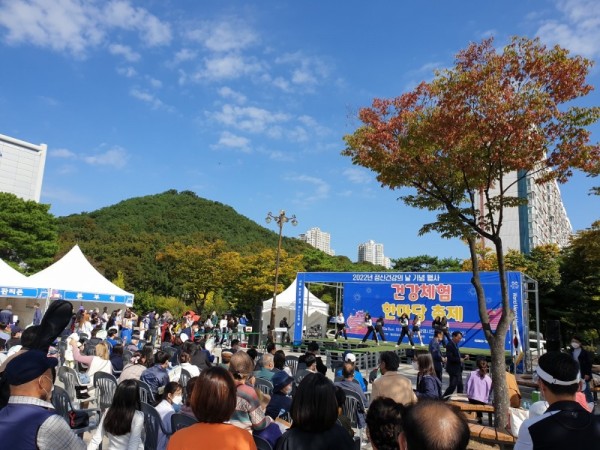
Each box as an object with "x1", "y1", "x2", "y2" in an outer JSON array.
[
  {"x1": 0, "y1": 259, "x2": 38, "y2": 326},
  {"x1": 262, "y1": 279, "x2": 329, "y2": 334},
  {"x1": 26, "y1": 245, "x2": 134, "y2": 315}
]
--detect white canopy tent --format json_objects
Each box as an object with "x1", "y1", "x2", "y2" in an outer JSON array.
[
  {"x1": 0, "y1": 259, "x2": 36, "y2": 325},
  {"x1": 262, "y1": 279, "x2": 329, "y2": 334},
  {"x1": 25, "y1": 245, "x2": 135, "y2": 322}
]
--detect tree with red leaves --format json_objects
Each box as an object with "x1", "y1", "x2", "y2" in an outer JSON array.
[{"x1": 343, "y1": 36, "x2": 600, "y2": 428}]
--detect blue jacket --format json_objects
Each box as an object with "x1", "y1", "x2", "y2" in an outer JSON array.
[
  {"x1": 416, "y1": 374, "x2": 442, "y2": 399},
  {"x1": 335, "y1": 367, "x2": 367, "y2": 392},
  {"x1": 140, "y1": 364, "x2": 170, "y2": 398},
  {"x1": 265, "y1": 392, "x2": 292, "y2": 419}
]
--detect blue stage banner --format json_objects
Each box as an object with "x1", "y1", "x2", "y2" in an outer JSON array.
[{"x1": 294, "y1": 272, "x2": 524, "y2": 351}]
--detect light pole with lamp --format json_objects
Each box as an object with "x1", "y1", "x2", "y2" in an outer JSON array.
[{"x1": 265, "y1": 210, "x2": 297, "y2": 333}]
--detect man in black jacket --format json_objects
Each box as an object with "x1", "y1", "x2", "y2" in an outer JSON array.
[
  {"x1": 515, "y1": 351, "x2": 600, "y2": 449},
  {"x1": 442, "y1": 331, "x2": 469, "y2": 397},
  {"x1": 569, "y1": 335, "x2": 594, "y2": 404},
  {"x1": 298, "y1": 341, "x2": 327, "y2": 375}
]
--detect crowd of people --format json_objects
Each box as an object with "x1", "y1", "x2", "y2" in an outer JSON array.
[{"x1": 0, "y1": 302, "x2": 599, "y2": 450}]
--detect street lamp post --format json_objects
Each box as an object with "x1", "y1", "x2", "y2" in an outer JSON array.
[{"x1": 266, "y1": 210, "x2": 298, "y2": 332}]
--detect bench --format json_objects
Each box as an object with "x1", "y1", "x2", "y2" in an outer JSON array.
[
  {"x1": 447, "y1": 400, "x2": 495, "y2": 426},
  {"x1": 468, "y1": 423, "x2": 516, "y2": 450}
]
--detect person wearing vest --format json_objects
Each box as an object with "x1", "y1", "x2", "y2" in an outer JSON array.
[
  {"x1": 515, "y1": 351, "x2": 600, "y2": 449},
  {"x1": 0, "y1": 350, "x2": 85, "y2": 450}
]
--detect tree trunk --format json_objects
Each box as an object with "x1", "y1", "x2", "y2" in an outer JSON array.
[{"x1": 467, "y1": 236, "x2": 513, "y2": 429}]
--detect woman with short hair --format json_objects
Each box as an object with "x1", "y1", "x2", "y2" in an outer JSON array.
[{"x1": 167, "y1": 367, "x2": 256, "y2": 450}]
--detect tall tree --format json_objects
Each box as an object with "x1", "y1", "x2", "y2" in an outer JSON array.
[
  {"x1": 343, "y1": 36, "x2": 600, "y2": 427},
  {"x1": 156, "y1": 240, "x2": 242, "y2": 312},
  {"x1": 0, "y1": 193, "x2": 58, "y2": 272},
  {"x1": 392, "y1": 254, "x2": 463, "y2": 272}
]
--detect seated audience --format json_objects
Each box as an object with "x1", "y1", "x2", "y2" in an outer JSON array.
[
  {"x1": 167, "y1": 367, "x2": 255, "y2": 450},
  {"x1": 254, "y1": 354, "x2": 276, "y2": 381},
  {"x1": 70, "y1": 338, "x2": 113, "y2": 386},
  {"x1": 335, "y1": 353, "x2": 367, "y2": 391},
  {"x1": 180, "y1": 376, "x2": 198, "y2": 418},
  {"x1": 266, "y1": 370, "x2": 294, "y2": 419},
  {"x1": 334, "y1": 362, "x2": 369, "y2": 428},
  {"x1": 372, "y1": 352, "x2": 417, "y2": 405},
  {"x1": 298, "y1": 342, "x2": 327, "y2": 375},
  {"x1": 119, "y1": 352, "x2": 146, "y2": 383},
  {"x1": 366, "y1": 397, "x2": 403, "y2": 450},
  {"x1": 515, "y1": 351, "x2": 600, "y2": 449},
  {"x1": 276, "y1": 372, "x2": 354, "y2": 450},
  {"x1": 156, "y1": 381, "x2": 183, "y2": 450},
  {"x1": 110, "y1": 344, "x2": 125, "y2": 379},
  {"x1": 334, "y1": 387, "x2": 354, "y2": 437},
  {"x1": 294, "y1": 354, "x2": 318, "y2": 385},
  {"x1": 140, "y1": 350, "x2": 171, "y2": 399},
  {"x1": 399, "y1": 400, "x2": 469, "y2": 450},
  {"x1": 87, "y1": 379, "x2": 144, "y2": 450},
  {"x1": 179, "y1": 351, "x2": 200, "y2": 378}
]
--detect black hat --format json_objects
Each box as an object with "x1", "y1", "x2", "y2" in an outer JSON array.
[
  {"x1": 5, "y1": 350, "x2": 58, "y2": 385},
  {"x1": 272, "y1": 370, "x2": 294, "y2": 393}
]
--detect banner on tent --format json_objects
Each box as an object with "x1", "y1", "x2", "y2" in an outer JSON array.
[
  {"x1": 295, "y1": 271, "x2": 524, "y2": 351},
  {"x1": 0, "y1": 286, "x2": 133, "y2": 306}
]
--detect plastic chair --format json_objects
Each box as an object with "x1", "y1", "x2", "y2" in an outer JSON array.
[
  {"x1": 284, "y1": 355, "x2": 299, "y2": 376},
  {"x1": 179, "y1": 369, "x2": 192, "y2": 403},
  {"x1": 94, "y1": 371, "x2": 117, "y2": 413},
  {"x1": 341, "y1": 388, "x2": 365, "y2": 429},
  {"x1": 253, "y1": 435, "x2": 273, "y2": 450},
  {"x1": 141, "y1": 402, "x2": 172, "y2": 450},
  {"x1": 254, "y1": 377, "x2": 274, "y2": 396},
  {"x1": 51, "y1": 385, "x2": 101, "y2": 438},
  {"x1": 57, "y1": 365, "x2": 95, "y2": 406},
  {"x1": 170, "y1": 413, "x2": 198, "y2": 432},
  {"x1": 133, "y1": 379, "x2": 155, "y2": 405}
]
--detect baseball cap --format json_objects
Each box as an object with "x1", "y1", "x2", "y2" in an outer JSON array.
[
  {"x1": 5, "y1": 350, "x2": 58, "y2": 385},
  {"x1": 345, "y1": 353, "x2": 356, "y2": 363}
]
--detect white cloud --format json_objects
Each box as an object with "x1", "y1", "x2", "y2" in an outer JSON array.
[
  {"x1": 0, "y1": 0, "x2": 171, "y2": 57},
  {"x1": 83, "y1": 146, "x2": 128, "y2": 169},
  {"x1": 52, "y1": 148, "x2": 77, "y2": 158},
  {"x1": 211, "y1": 104, "x2": 290, "y2": 133},
  {"x1": 147, "y1": 77, "x2": 162, "y2": 88},
  {"x1": 343, "y1": 167, "x2": 372, "y2": 184},
  {"x1": 117, "y1": 66, "x2": 137, "y2": 77},
  {"x1": 218, "y1": 86, "x2": 247, "y2": 104},
  {"x1": 48, "y1": 145, "x2": 129, "y2": 169},
  {"x1": 286, "y1": 174, "x2": 330, "y2": 203},
  {"x1": 193, "y1": 54, "x2": 263, "y2": 81},
  {"x1": 130, "y1": 88, "x2": 171, "y2": 111},
  {"x1": 535, "y1": 0, "x2": 600, "y2": 57},
  {"x1": 108, "y1": 43, "x2": 140, "y2": 61},
  {"x1": 216, "y1": 131, "x2": 250, "y2": 152},
  {"x1": 185, "y1": 19, "x2": 258, "y2": 52},
  {"x1": 274, "y1": 52, "x2": 330, "y2": 90},
  {"x1": 171, "y1": 48, "x2": 197, "y2": 65}
]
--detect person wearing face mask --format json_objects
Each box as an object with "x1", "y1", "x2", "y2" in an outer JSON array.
[
  {"x1": 155, "y1": 381, "x2": 183, "y2": 450},
  {"x1": 0, "y1": 350, "x2": 86, "y2": 449},
  {"x1": 568, "y1": 335, "x2": 594, "y2": 407},
  {"x1": 266, "y1": 370, "x2": 294, "y2": 419}
]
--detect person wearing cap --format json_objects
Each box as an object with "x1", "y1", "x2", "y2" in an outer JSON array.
[
  {"x1": 515, "y1": 351, "x2": 600, "y2": 450},
  {"x1": 335, "y1": 352, "x2": 367, "y2": 392},
  {"x1": 266, "y1": 370, "x2": 294, "y2": 419},
  {"x1": 0, "y1": 350, "x2": 86, "y2": 449}
]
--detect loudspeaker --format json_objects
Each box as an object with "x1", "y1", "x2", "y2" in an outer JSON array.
[
  {"x1": 248, "y1": 305, "x2": 262, "y2": 347},
  {"x1": 545, "y1": 320, "x2": 562, "y2": 352}
]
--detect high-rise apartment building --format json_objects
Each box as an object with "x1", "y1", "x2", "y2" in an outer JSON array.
[
  {"x1": 480, "y1": 170, "x2": 572, "y2": 254},
  {"x1": 0, "y1": 133, "x2": 47, "y2": 202},
  {"x1": 299, "y1": 227, "x2": 335, "y2": 255},
  {"x1": 358, "y1": 240, "x2": 392, "y2": 268}
]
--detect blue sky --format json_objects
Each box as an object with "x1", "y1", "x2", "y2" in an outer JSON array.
[{"x1": 0, "y1": 0, "x2": 598, "y2": 262}]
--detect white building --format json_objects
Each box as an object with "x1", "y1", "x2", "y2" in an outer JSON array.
[
  {"x1": 358, "y1": 240, "x2": 392, "y2": 268},
  {"x1": 299, "y1": 227, "x2": 335, "y2": 256},
  {"x1": 0, "y1": 133, "x2": 47, "y2": 202},
  {"x1": 480, "y1": 170, "x2": 572, "y2": 254}
]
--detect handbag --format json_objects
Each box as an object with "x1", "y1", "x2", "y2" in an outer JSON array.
[
  {"x1": 74, "y1": 385, "x2": 90, "y2": 399},
  {"x1": 68, "y1": 410, "x2": 89, "y2": 429},
  {"x1": 508, "y1": 407, "x2": 529, "y2": 437}
]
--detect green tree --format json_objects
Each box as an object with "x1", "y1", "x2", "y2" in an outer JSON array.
[
  {"x1": 343, "y1": 36, "x2": 599, "y2": 427},
  {"x1": 156, "y1": 240, "x2": 242, "y2": 312},
  {"x1": 0, "y1": 193, "x2": 58, "y2": 272},
  {"x1": 392, "y1": 254, "x2": 462, "y2": 272}
]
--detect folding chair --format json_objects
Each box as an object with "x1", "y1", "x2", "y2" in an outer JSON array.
[
  {"x1": 94, "y1": 371, "x2": 117, "y2": 413},
  {"x1": 284, "y1": 355, "x2": 299, "y2": 376},
  {"x1": 253, "y1": 435, "x2": 273, "y2": 450},
  {"x1": 141, "y1": 402, "x2": 172, "y2": 450},
  {"x1": 57, "y1": 365, "x2": 95, "y2": 406},
  {"x1": 51, "y1": 385, "x2": 101, "y2": 438},
  {"x1": 133, "y1": 379, "x2": 155, "y2": 405}
]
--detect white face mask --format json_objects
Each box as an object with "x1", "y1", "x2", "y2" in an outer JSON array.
[
  {"x1": 571, "y1": 342, "x2": 580, "y2": 349},
  {"x1": 172, "y1": 395, "x2": 183, "y2": 405}
]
